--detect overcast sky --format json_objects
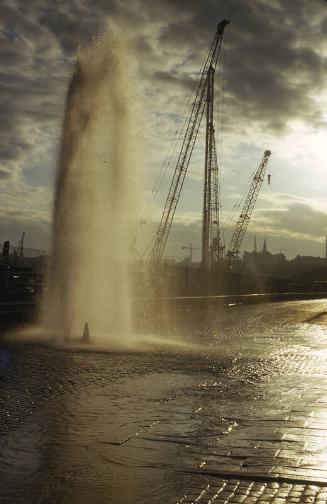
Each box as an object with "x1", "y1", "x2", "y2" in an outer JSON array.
[{"x1": 1, "y1": 0, "x2": 327, "y2": 260}]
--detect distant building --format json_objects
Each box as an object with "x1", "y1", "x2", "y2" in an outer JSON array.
[
  {"x1": 289, "y1": 255, "x2": 327, "y2": 276},
  {"x1": 243, "y1": 239, "x2": 287, "y2": 278},
  {"x1": 0, "y1": 241, "x2": 10, "y2": 293}
]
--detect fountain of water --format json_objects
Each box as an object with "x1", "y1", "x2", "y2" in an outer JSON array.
[{"x1": 46, "y1": 29, "x2": 139, "y2": 345}]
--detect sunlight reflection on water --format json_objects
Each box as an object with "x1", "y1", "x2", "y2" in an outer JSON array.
[{"x1": 3, "y1": 300, "x2": 327, "y2": 502}]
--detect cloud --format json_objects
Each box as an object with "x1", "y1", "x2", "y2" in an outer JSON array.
[
  {"x1": 162, "y1": 196, "x2": 327, "y2": 260},
  {"x1": 0, "y1": 178, "x2": 52, "y2": 248},
  {"x1": 254, "y1": 202, "x2": 327, "y2": 241},
  {"x1": 2, "y1": 0, "x2": 326, "y2": 170},
  {"x1": 0, "y1": 6, "x2": 68, "y2": 179},
  {"x1": 168, "y1": 191, "x2": 327, "y2": 247},
  {"x1": 151, "y1": 0, "x2": 327, "y2": 132},
  {"x1": 0, "y1": 0, "x2": 326, "y2": 251}
]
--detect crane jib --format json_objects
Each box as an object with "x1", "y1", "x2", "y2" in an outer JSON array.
[{"x1": 227, "y1": 150, "x2": 272, "y2": 261}]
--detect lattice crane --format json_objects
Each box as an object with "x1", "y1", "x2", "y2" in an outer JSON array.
[
  {"x1": 226, "y1": 150, "x2": 271, "y2": 261},
  {"x1": 17, "y1": 232, "x2": 25, "y2": 257},
  {"x1": 13, "y1": 231, "x2": 25, "y2": 261},
  {"x1": 150, "y1": 19, "x2": 229, "y2": 266}
]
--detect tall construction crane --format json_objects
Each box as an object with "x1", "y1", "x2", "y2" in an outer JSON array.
[
  {"x1": 150, "y1": 19, "x2": 229, "y2": 268},
  {"x1": 226, "y1": 150, "x2": 271, "y2": 261}
]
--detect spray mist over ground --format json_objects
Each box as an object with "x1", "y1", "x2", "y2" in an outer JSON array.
[{"x1": 46, "y1": 29, "x2": 140, "y2": 345}]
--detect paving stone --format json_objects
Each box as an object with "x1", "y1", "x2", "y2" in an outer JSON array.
[
  {"x1": 231, "y1": 496, "x2": 247, "y2": 503},
  {"x1": 249, "y1": 491, "x2": 265, "y2": 498},
  {"x1": 263, "y1": 490, "x2": 278, "y2": 497},
  {"x1": 253, "y1": 484, "x2": 267, "y2": 491},
  {"x1": 302, "y1": 489, "x2": 318, "y2": 496},
  {"x1": 280, "y1": 483, "x2": 292, "y2": 489},
  {"x1": 206, "y1": 487, "x2": 224, "y2": 495},
  {"x1": 225, "y1": 483, "x2": 239, "y2": 492},
  {"x1": 177, "y1": 478, "x2": 327, "y2": 503},
  {"x1": 216, "y1": 491, "x2": 234, "y2": 501},
  {"x1": 292, "y1": 485, "x2": 306, "y2": 491},
  {"x1": 243, "y1": 457, "x2": 281, "y2": 466},
  {"x1": 275, "y1": 491, "x2": 289, "y2": 498},
  {"x1": 275, "y1": 457, "x2": 302, "y2": 467},
  {"x1": 316, "y1": 491, "x2": 327, "y2": 498},
  {"x1": 278, "y1": 448, "x2": 305, "y2": 457},
  {"x1": 237, "y1": 487, "x2": 252, "y2": 495},
  {"x1": 288, "y1": 491, "x2": 302, "y2": 498}
]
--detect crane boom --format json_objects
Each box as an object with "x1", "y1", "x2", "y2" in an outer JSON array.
[
  {"x1": 227, "y1": 150, "x2": 271, "y2": 261},
  {"x1": 150, "y1": 19, "x2": 229, "y2": 264}
]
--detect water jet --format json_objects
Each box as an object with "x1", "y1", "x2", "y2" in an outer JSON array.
[{"x1": 45, "y1": 29, "x2": 140, "y2": 346}]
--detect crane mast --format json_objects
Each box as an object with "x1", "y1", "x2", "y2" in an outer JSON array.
[
  {"x1": 202, "y1": 65, "x2": 214, "y2": 269},
  {"x1": 227, "y1": 150, "x2": 271, "y2": 261},
  {"x1": 150, "y1": 19, "x2": 229, "y2": 265},
  {"x1": 202, "y1": 67, "x2": 224, "y2": 269},
  {"x1": 208, "y1": 135, "x2": 224, "y2": 268}
]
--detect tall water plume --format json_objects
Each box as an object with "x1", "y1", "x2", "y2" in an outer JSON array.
[{"x1": 46, "y1": 29, "x2": 139, "y2": 344}]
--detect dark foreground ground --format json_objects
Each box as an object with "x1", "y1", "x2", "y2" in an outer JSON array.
[{"x1": 2, "y1": 299, "x2": 327, "y2": 503}]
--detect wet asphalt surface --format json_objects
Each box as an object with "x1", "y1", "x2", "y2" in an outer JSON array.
[{"x1": 2, "y1": 299, "x2": 327, "y2": 503}]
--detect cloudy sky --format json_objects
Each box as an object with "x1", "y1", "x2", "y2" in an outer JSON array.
[{"x1": 1, "y1": 0, "x2": 327, "y2": 261}]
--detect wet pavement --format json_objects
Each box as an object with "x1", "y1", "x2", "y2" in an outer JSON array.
[{"x1": 2, "y1": 299, "x2": 327, "y2": 503}]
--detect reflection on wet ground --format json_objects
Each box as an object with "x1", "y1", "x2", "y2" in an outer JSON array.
[{"x1": 2, "y1": 299, "x2": 327, "y2": 503}]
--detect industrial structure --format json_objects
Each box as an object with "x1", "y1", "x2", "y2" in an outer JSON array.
[
  {"x1": 15, "y1": 231, "x2": 25, "y2": 259},
  {"x1": 150, "y1": 19, "x2": 229, "y2": 270},
  {"x1": 149, "y1": 20, "x2": 272, "y2": 273},
  {"x1": 0, "y1": 235, "x2": 47, "y2": 302},
  {"x1": 226, "y1": 150, "x2": 271, "y2": 261}
]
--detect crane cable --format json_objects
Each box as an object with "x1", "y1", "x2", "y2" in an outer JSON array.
[
  {"x1": 130, "y1": 88, "x2": 194, "y2": 259},
  {"x1": 222, "y1": 163, "x2": 258, "y2": 234},
  {"x1": 132, "y1": 56, "x2": 212, "y2": 258}
]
